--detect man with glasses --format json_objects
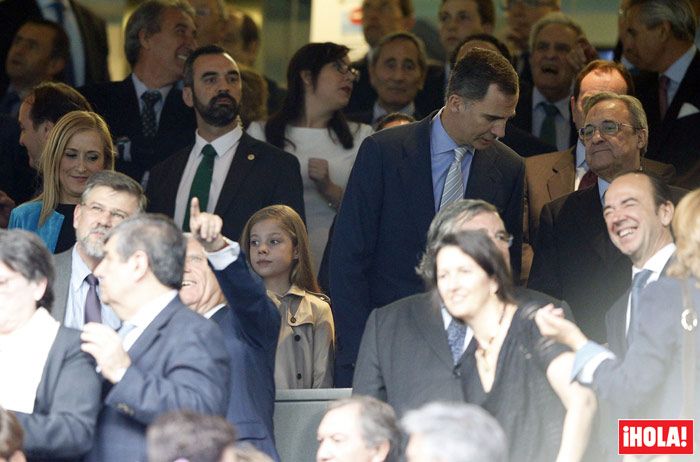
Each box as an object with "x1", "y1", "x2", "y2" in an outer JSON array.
[{"x1": 528, "y1": 92, "x2": 670, "y2": 343}]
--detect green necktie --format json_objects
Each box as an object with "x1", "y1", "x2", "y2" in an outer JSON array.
[
  {"x1": 539, "y1": 102, "x2": 559, "y2": 148},
  {"x1": 183, "y1": 144, "x2": 217, "y2": 231}
]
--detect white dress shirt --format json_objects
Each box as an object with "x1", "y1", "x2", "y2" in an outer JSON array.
[{"x1": 121, "y1": 290, "x2": 178, "y2": 352}]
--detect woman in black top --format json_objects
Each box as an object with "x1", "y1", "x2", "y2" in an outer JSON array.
[{"x1": 421, "y1": 229, "x2": 596, "y2": 462}]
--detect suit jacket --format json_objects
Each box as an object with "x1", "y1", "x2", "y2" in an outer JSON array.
[
  {"x1": 212, "y1": 253, "x2": 281, "y2": 461},
  {"x1": 86, "y1": 296, "x2": 230, "y2": 462},
  {"x1": 52, "y1": 248, "x2": 72, "y2": 322},
  {"x1": 635, "y1": 50, "x2": 700, "y2": 188},
  {"x1": 80, "y1": 76, "x2": 197, "y2": 182},
  {"x1": 528, "y1": 186, "x2": 631, "y2": 342},
  {"x1": 15, "y1": 326, "x2": 102, "y2": 462},
  {"x1": 0, "y1": 0, "x2": 109, "y2": 94},
  {"x1": 501, "y1": 120, "x2": 556, "y2": 158},
  {"x1": 146, "y1": 132, "x2": 305, "y2": 241},
  {"x1": 345, "y1": 55, "x2": 445, "y2": 117},
  {"x1": 352, "y1": 287, "x2": 571, "y2": 417},
  {"x1": 330, "y1": 113, "x2": 525, "y2": 386},
  {"x1": 0, "y1": 115, "x2": 37, "y2": 205}
]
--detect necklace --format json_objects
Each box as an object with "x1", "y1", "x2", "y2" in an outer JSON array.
[{"x1": 475, "y1": 303, "x2": 508, "y2": 373}]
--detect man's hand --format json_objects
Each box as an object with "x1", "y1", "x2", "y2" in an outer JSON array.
[
  {"x1": 189, "y1": 197, "x2": 227, "y2": 252},
  {"x1": 566, "y1": 37, "x2": 598, "y2": 75},
  {"x1": 0, "y1": 190, "x2": 16, "y2": 228},
  {"x1": 80, "y1": 322, "x2": 132, "y2": 384},
  {"x1": 535, "y1": 304, "x2": 589, "y2": 350}
]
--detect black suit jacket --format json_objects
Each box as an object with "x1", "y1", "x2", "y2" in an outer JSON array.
[
  {"x1": 528, "y1": 185, "x2": 631, "y2": 342},
  {"x1": 80, "y1": 76, "x2": 197, "y2": 182},
  {"x1": 330, "y1": 113, "x2": 524, "y2": 386},
  {"x1": 0, "y1": 0, "x2": 109, "y2": 94},
  {"x1": 635, "y1": 50, "x2": 700, "y2": 188},
  {"x1": 0, "y1": 115, "x2": 37, "y2": 204},
  {"x1": 146, "y1": 132, "x2": 305, "y2": 240}
]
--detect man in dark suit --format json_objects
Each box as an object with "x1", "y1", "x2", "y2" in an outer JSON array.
[
  {"x1": 81, "y1": 0, "x2": 197, "y2": 183},
  {"x1": 0, "y1": 0, "x2": 109, "y2": 93},
  {"x1": 180, "y1": 202, "x2": 280, "y2": 461},
  {"x1": 52, "y1": 171, "x2": 146, "y2": 329},
  {"x1": 624, "y1": 0, "x2": 700, "y2": 188},
  {"x1": 331, "y1": 48, "x2": 525, "y2": 386},
  {"x1": 529, "y1": 92, "x2": 667, "y2": 342},
  {"x1": 146, "y1": 45, "x2": 304, "y2": 240},
  {"x1": 353, "y1": 199, "x2": 570, "y2": 416},
  {"x1": 81, "y1": 214, "x2": 230, "y2": 462}
]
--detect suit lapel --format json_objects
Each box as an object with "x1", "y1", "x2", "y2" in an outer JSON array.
[
  {"x1": 465, "y1": 144, "x2": 500, "y2": 204},
  {"x1": 158, "y1": 148, "x2": 191, "y2": 216},
  {"x1": 547, "y1": 148, "x2": 575, "y2": 200},
  {"x1": 119, "y1": 77, "x2": 144, "y2": 141},
  {"x1": 655, "y1": 52, "x2": 700, "y2": 146},
  {"x1": 51, "y1": 249, "x2": 73, "y2": 322},
  {"x1": 214, "y1": 133, "x2": 257, "y2": 216},
  {"x1": 397, "y1": 116, "x2": 437, "y2": 236},
  {"x1": 410, "y1": 293, "x2": 455, "y2": 369},
  {"x1": 572, "y1": 186, "x2": 617, "y2": 262},
  {"x1": 127, "y1": 297, "x2": 180, "y2": 362}
]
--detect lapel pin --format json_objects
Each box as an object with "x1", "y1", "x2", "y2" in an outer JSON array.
[{"x1": 247, "y1": 153, "x2": 255, "y2": 161}]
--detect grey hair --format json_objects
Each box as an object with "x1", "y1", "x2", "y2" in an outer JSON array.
[
  {"x1": 81, "y1": 171, "x2": 147, "y2": 213},
  {"x1": 324, "y1": 396, "x2": 401, "y2": 462},
  {"x1": 402, "y1": 402, "x2": 508, "y2": 462},
  {"x1": 106, "y1": 214, "x2": 186, "y2": 290},
  {"x1": 583, "y1": 91, "x2": 648, "y2": 131},
  {"x1": 417, "y1": 199, "x2": 499, "y2": 281},
  {"x1": 529, "y1": 11, "x2": 585, "y2": 52},
  {"x1": 628, "y1": 0, "x2": 696, "y2": 42},
  {"x1": 368, "y1": 31, "x2": 428, "y2": 72},
  {"x1": 124, "y1": 0, "x2": 195, "y2": 66}
]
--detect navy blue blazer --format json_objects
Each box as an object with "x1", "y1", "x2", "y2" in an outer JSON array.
[
  {"x1": 86, "y1": 296, "x2": 230, "y2": 462},
  {"x1": 212, "y1": 253, "x2": 281, "y2": 461},
  {"x1": 330, "y1": 113, "x2": 525, "y2": 386}
]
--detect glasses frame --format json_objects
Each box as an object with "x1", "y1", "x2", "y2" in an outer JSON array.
[
  {"x1": 332, "y1": 61, "x2": 360, "y2": 82},
  {"x1": 578, "y1": 120, "x2": 638, "y2": 142}
]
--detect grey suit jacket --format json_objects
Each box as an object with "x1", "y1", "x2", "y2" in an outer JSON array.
[
  {"x1": 51, "y1": 249, "x2": 72, "y2": 323},
  {"x1": 15, "y1": 326, "x2": 102, "y2": 461}
]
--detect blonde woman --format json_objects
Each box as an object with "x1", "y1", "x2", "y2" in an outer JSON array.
[{"x1": 9, "y1": 111, "x2": 115, "y2": 252}]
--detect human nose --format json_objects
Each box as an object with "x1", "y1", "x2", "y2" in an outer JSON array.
[
  {"x1": 492, "y1": 120, "x2": 507, "y2": 139},
  {"x1": 76, "y1": 155, "x2": 88, "y2": 172}
]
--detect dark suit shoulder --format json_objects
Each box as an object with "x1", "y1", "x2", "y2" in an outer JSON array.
[{"x1": 375, "y1": 291, "x2": 434, "y2": 317}]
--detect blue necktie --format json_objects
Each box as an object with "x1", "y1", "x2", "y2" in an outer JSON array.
[
  {"x1": 440, "y1": 147, "x2": 468, "y2": 210},
  {"x1": 447, "y1": 318, "x2": 467, "y2": 364},
  {"x1": 628, "y1": 269, "x2": 653, "y2": 344}
]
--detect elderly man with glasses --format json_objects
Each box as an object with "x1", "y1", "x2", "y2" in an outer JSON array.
[{"x1": 528, "y1": 92, "x2": 681, "y2": 343}]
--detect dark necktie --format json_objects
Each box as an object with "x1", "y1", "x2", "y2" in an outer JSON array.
[
  {"x1": 658, "y1": 75, "x2": 670, "y2": 120},
  {"x1": 49, "y1": 1, "x2": 75, "y2": 86},
  {"x1": 539, "y1": 103, "x2": 559, "y2": 148},
  {"x1": 84, "y1": 274, "x2": 102, "y2": 324},
  {"x1": 578, "y1": 169, "x2": 598, "y2": 190},
  {"x1": 141, "y1": 91, "x2": 162, "y2": 139},
  {"x1": 447, "y1": 318, "x2": 467, "y2": 364},
  {"x1": 627, "y1": 269, "x2": 653, "y2": 345},
  {"x1": 183, "y1": 144, "x2": 217, "y2": 231},
  {"x1": 439, "y1": 146, "x2": 467, "y2": 210}
]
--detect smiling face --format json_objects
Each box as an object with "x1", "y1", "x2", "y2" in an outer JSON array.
[
  {"x1": 58, "y1": 129, "x2": 108, "y2": 204},
  {"x1": 436, "y1": 245, "x2": 498, "y2": 322},
  {"x1": 142, "y1": 7, "x2": 197, "y2": 84},
  {"x1": 603, "y1": 173, "x2": 673, "y2": 267},
  {"x1": 180, "y1": 238, "x2": 222, "y2": 313},
  {"x1": 248, "y1": 218, "x2": 297, "y2": 291},
  {"x1": 307, "y1": 57, "x2": 356, "y2": 113},
  {"x1": 370, "y1": 38, "x2": 425, "y2": 112},
  {"x1": 184, "y1": 52, "x2": 242, "y2": 128},
  {"x1": 444, "y1": 83, "x2": 518, "y2": 149},
  {"x1": 438, "y1": 0, "x2": 488, "y2": 56},
  {"x1": 583, "y1": 99, "x2": 645, "y2": 182}
]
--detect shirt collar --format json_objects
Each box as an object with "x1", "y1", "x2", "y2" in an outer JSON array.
[
  {"x1": 193, "y1": 125, "x2": 242, "y2": 158},
  {"x1": 69, "y1": 245, "x2": 93, "y2": 291},
  {"x1": 125, "y1": 290, "x2": 178, "y2": 327},
  {"x1": 431, "y1": 108, "x2": 467, "y2": 156},
  {"x1": 131, "y1": 73, "x2": 173, "y2": 102},
  {"x1": 597, "y1": 177, "x2": 610, "y2": 202},
  {"x1": 203, "y1": 304, "x2": 226, "y2": 319},
  {"x1": 663, "y1": 45, "x2": 697, "y2": 84},
  {"x1": 532, "y1": 86, "x2": 571, "y2": 118},
  {"x1": 634, "y1": 243, "x2": 677, "y2": 274}
]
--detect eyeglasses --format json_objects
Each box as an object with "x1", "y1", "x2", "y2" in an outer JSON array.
[
  {"x1": 500, "y1": 0, "x2": 558, "y2": 10},
  {"x1": 332, "y1": 61, "x2": 360, "y2": 81},
  {"x1": 579, "y1": 120, "x2": 639, "y2": 142},
  {"x1": 494, "y1": 231, "x2": 514, "y2": 248}
]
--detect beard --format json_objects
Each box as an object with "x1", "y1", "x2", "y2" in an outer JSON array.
[
  {"x1": 194, "y1": 92, "x2": 239, "y2": 127},
  {"x1": 78, "y1": 225, "x2": 110, "y2": 259}
]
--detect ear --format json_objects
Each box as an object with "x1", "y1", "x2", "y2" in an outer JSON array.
[
  {"x1": 182, "y1": 86, "x2": 194, "y2": 108},
  {"x1": 31, "y1": 277, "x2": 48, "y2": 304},
  {"x1": 446, "y1": 93, "x2": 465, "y2": 113},
  {"x1": 657, "y1": 20, "x2": 672, "y2": 42},
  {"x1": 636, "y1": 128, "x2": 648, "y2": 150},
  {"x1": 370, "y1": 441, "x2": 391, "y2": 462},
  {"x1": 658, "y1": 201, "x2": 674, "y2": 227},
  {"x1": 300, "y1": 70, "x2": 313, "y2": 88},
  {"x1": 73, "y1": 202, "x2": 83, "y2": 230},
  {"x1": 489, "y1": 278, "x2": 499, "y2": 296},
  {"x1": 292, "y1": 245, "x2": 299, "y2": 260},
  {"x1": 47, "y1": 57, "x2": 67, "y2": 79},
  {"x1": 129, "y1": 250, "x2": 151, "y2": 282},
  {"x1": 138, "y1": 28, "x2": 151, "y2": 51}
]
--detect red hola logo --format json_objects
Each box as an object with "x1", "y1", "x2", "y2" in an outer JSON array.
[{"x1": 619, "y1": 420, "x2": 694, "y2": 455}]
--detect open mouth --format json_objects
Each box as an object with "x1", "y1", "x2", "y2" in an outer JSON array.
[
  {"x1": 540, "y1": 64, "x2": 559, "y2": 75},
  {"x1": 181, "y1": 280, "x2": 196, "y2": 287}
]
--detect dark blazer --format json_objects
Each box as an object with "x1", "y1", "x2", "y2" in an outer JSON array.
[
  {"x1": 345, "y1": 55, "x2": 445, "y2": 116},
  {"x1": 146, "y1": 132, "x2": 305, "y2": 241},
  {"x1": 330, "y1": 113, "x2": 525, "y2": 386},
  {"x1": 80, "y1": 76, "x2": 197, "y2": 182},
  {"x1": 0, "y1": 0, "x2": 109, "y2": 94},
  {"x1": 0, "y1": 115, "x2": 37, "y2": 205},
  {"x1": 346, "y1": 108, "x2": 422, "y2": 127},
  {"x1": 86, "y1": 296, "x2": 230, "y2": 462},
  {"x1": 15, "y1": 326, "x2": 102, "y2": 462},
  {"x1": 501, "y1": 120, "x2": 557, "y2": 158},
  {"x1": 635, "y1": 50, "x2": 700, "y2": 188},
  {"x1": 528, "y1": 185, "x2": 631, "y2": 342},
  {"x1": 212, "y1": 253, "x2": 281, "y2": 461},
  {"x1": 352, "y1": 287, "x2": 570, "y2": 417}
]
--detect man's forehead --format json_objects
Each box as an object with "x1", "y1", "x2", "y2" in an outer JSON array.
[{"x1": 194, "y1": 54, "x2": 239, "y2": 74}]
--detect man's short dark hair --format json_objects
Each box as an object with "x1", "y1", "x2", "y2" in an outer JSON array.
[
  {"x1": 449, "y1": 33, "x2": 512, "y2": 68},
  {"x1": 82, "y1": 171, "x2": 148, "y2": 213},
  {"x1": 447, "y1": 48, "x2": 518, "y2": 102},
  {"x1": 183, "y1": 44, "x2": 231, "y2": 88},
  {"x1": 26, "y1": 81, "x2": 92, "y2": 128},
  {"x1": 572, "y1": 60, "x2": 634, "y2": 101},
  {"x1": 368, "y1": 31, "x2": 427, "y2": 71},
  {"x1": 147, "y1": 410, "x2": 236, "y2": 462},
  {"x1": 19, "y1": 18, "x2": 70, "y2": 63}
]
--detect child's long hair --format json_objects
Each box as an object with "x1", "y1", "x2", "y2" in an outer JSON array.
[{"x1": 240, "y1": 205, "x2": 321, "y2": 293}]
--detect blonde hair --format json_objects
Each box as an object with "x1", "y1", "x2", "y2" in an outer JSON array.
[
  {"x1": 240, "y1": 205, "x2": 320, "y2": 293},
  {"x1": 668, "y1": 189, "x2": 700, "y2": 279},
  {"x1": 35, "y1": 111, "x2": 115, "y2": 225}
]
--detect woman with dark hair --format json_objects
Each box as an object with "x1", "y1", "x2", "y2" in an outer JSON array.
[
  {"x1": 247, "y1": 42, "x2": 373, "y2": 272},
  {"x1": 422, "y1": 229, "x2": 595, "y2": 462},
  {"x1": 0, "y1": 230, "x2": 101, "y2": 461}
]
